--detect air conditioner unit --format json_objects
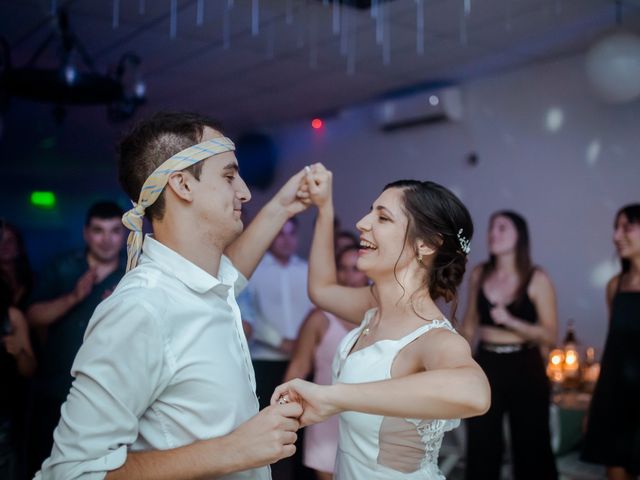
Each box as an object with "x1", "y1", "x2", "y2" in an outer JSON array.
[{"x1": 376, "y1": 86, "x2": 463, "y2": 132}]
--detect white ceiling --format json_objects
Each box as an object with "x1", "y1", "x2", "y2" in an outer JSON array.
[{"x1": 2, "y1": 0, "x2": 640, "y2": 132}]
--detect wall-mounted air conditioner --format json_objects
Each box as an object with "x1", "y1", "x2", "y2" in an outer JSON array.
[{"x1": 377, "y1": 86, "x2": 463, "y2": 131}]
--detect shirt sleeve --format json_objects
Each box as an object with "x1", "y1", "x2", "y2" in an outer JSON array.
[
  {"x1": 35, "y1": 294, "x2": 169, "y2": 480},
  {"x1": 234, "y1": 270, "x2": 248, "y2": 296}
]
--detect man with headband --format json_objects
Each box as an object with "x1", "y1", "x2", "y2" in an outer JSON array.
[{"x1": 36, "y1": 112, "x2": 313, "y2": 480}]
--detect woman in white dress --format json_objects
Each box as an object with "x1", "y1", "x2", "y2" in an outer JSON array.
[{"x1": 273, "y1": 166, "x2": 491, "y2": 479}]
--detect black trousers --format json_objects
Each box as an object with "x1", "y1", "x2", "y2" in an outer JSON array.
[
  {"x1": 465, "y1": 345, "x2": 558, "y2": 480},
  {"x1": 252, "y1": 360, "x2": 313, "y2": 480}
]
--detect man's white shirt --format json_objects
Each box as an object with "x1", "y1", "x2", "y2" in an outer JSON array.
[{"x1": 36, "y1": 235, "x2": 268, "y2": 480}]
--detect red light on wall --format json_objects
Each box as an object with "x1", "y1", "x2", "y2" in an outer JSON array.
[{"x1": 311, "y1": 118, "x2": 323, "y2": 129}]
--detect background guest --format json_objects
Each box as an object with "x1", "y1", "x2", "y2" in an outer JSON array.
[
  {"x1": 582, "y1": 203, "x2": 640, "y2": 480},
  {"x1": 461, "y1": 210, "x2": 558, "y2": 480},
  {"x1": 25, "y1": 201, "x2": 126, "y2": 477},
  {"x1": 1, "y1": 275, "x2": 36, "y2": 480},
  {"x1": 0, "y1": 221, "x2": 33, "y2": 310},
  {"x1": 239, "y1": 217, "x2": 313, "y2": 480}
]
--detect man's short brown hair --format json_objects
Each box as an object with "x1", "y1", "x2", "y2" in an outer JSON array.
[{"x1": 117, "y1": 111, "x2": 223, "y2": 221}]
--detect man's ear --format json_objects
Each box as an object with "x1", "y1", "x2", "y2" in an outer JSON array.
[{"x1": 166, "y1": 172, "x2": 195, "y2": 202}]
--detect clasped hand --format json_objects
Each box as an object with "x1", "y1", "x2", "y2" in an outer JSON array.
[
  {"x1": 287, "y1": 163, "x2": 332, "y2": 209},
  {"x1": 270, "y1": 378, "x2": 339, "y2": 428}
]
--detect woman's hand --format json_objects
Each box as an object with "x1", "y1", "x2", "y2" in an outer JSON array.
[
  {"x1": 2, "y1": 308, "x2": 37, "y2": 377},
  {"x1": 2, "y1": 331, "x2": 24, "y2": 356},
  {"x1": 2, "y1": 313, "x2": 31, "y2": 357},
  {"x1": 306, "y1": 164, "x2": 333, "y2": 210},
  {"x1": 271, "y1": 378, "x2": 340, "y2": 427},
  {"x1": 489, "y1": 305, "x2": 514, "y2": 327}
]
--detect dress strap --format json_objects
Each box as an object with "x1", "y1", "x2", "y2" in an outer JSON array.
[{"x1": 394, "y1": 318, "x2": 455, "y2": 350}]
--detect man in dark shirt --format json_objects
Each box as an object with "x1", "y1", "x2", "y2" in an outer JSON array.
[{"x1": 26, "y1": 201, "x2": 126, "y2": 477}]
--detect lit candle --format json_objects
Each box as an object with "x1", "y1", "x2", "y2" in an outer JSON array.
[{"x1": 547, "y1": 349, "x2": 565, "y2": 383}]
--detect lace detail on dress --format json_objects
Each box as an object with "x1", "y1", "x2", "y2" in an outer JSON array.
[
  {"x1": 376, "y1": 416, "x2": 459, "y2": 476},
  {"x1": 411, "y1": 417, "x2": 460, "y2": 467}
]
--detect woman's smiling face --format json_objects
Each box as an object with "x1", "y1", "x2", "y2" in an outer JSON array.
[{"x1": 355, "y1": 187, "x2": 415, "y2": 278}]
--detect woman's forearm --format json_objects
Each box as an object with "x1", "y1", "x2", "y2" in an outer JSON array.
[
  {"x1": 327, "y1": 367, "x2": 490, "y2": 420},
  {"x1": 308, "y1": 204, "x2": 337, "y2": 303},
  {"x1": 504, "y1": 316, "x2": 555, "y2": 346}
]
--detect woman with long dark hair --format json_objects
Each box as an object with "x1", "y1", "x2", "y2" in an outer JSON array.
[
  {"x1": 0, "y1": 222, "x2": 33, "y2": 310},
  {"x1": 0, "y1": 274, "x2": 37, "y2": 480},
  {"x1": 582, "y1": 204, "x2": 640, "y2": 480},
  {"x1": 272, "y1": 166, "x2": 490, "y2": 479},
  {"x1": 461, "y1": 211, "x2": 558, "y2": 480}
]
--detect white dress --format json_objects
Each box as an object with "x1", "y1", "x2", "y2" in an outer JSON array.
[{"x1": 332, "y1": 308, "x2": 460, "y2": 479}]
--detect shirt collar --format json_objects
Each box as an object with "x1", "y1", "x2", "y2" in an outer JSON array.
[{"x1": 141, "y1": 235, "x2": 238, "y2": 294}]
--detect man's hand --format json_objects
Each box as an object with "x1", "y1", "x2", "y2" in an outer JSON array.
[
  {"x1": 71, "y1": 268, "x2": 97, "y2": 303},
  {"x1": 105, "y1": 402, "x2": 304, "y2": 480},
  {"x1": 271, "y1": 165, "x2": 319, "y2": 217},
  {"x1": 225, "y1": 402, "x2": 302, "y2": 469}
]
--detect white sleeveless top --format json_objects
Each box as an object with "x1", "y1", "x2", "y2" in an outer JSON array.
[{"x1": 332, "y1": 308, "x2": 460, "y2": 479}]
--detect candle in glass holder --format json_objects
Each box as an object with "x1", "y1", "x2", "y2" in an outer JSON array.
[
  {"x1": 547, "y1": 349, "x2": 565, "y2": 383},
  {"x1": 563, "y1": 347, "x2": 581, "y2": 388}
]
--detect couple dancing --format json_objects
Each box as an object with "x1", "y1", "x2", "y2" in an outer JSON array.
[{"x1": 36, "y1": 112, "x2": 488, "y2": 480}]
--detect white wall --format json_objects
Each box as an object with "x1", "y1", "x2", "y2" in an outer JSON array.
[{"x1": 247, "y1": 53, "x2": 640, "y2": 354}]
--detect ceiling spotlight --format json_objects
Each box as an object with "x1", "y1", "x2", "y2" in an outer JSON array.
[
  {"x1": 311, "y1": 118, "x2": 323, "y2": 129},
  {"x1": 134, "y1": 80, "x2": 146, "y2": 99},
  {"x1": 63, "y1": 64, "x2": 77, "y2": 85}
]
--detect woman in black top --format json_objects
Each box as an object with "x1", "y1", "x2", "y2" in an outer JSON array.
[
  {"x1": 582, "y1": 204, "x2": 640, "y2": 480},
  {"x1": 461, "y1": 211, "x2": 558, "y2": 480}
]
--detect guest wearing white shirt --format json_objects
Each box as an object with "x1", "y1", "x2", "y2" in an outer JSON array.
[
  {"x1": 242, "y1": 218, "x2": 314, "y2": 408},
  {"x1": 35, "y1": 112, "x2": 316, "y2": 480},
  {"x1": 240, "y1": 218, "x2": 314, "y2": 480}
]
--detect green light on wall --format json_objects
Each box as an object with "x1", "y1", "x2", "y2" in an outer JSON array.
[{"x1": 30, "y1": 191, "x2": 57, "y2": 209}]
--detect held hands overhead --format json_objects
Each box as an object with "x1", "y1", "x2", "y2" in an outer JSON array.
[
  {"x1": 281, "y1": 163, "x2": 333, "y2": 213},
  {"x1": 257, "y1": 163, "x2": 335, "y2": 429},
  {"x1": 268, "y1": 163, "x2": 335, "y2": 428}
]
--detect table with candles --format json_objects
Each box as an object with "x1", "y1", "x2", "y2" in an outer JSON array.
[{"x1": 546, "y1": 322, "x2": 601, "y2": 456}]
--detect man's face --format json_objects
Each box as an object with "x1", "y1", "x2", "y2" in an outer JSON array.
[
  {"x1": 189, "y1": 127, "x2": 251, "y2": 248},
  {"x1": 84, "y1": 217, "x2": 125, "y2": 263},
  {"x1": 269, "y1": 220, "x2": 298, "y2": 262}
]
